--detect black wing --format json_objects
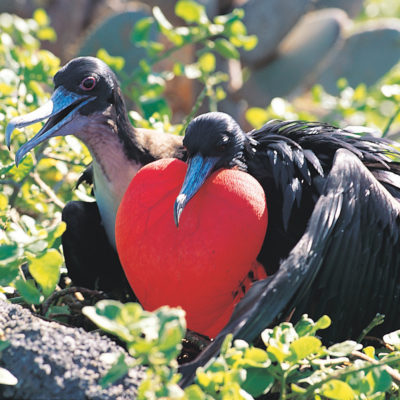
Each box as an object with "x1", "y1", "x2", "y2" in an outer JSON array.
[
  {"x1": 62, "y1": 201, "x2": 136, "y2": 301},
  {"x1": 246, "y1": 121, "x2": 400, "y2": 275},
  {"x1": 180, "y1": 149, "x2": 400, "y2": 386}
]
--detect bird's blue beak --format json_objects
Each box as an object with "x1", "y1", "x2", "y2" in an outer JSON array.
[
  {"x1": 174, "y1": 154, "x2": 219, "y2": 227},
  {"x1": 6, "y1": 86, "x2": 94, "y2": 166}
]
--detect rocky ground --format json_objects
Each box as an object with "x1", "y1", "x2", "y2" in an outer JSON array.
[{"x1": 0, "y1": 300, "x2": 145, "y2": 400}]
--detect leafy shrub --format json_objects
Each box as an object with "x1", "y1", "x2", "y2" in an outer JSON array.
[{"x1": 1, "y1": 1, "x2": 400, "y2": 398}]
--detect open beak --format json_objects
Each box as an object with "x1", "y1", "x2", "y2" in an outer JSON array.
[
  {"x1": 6, "y1": 86, "x2": 95, "y2": 166},
  {"x1": 174, "y1": 154, "x2": 219, "y2": 227}
]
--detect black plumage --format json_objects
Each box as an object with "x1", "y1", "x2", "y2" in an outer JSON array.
[
  {"x1": 6, "y1": 57, "x2": 185, "y2": 298},
  {"x1": 177, "y1": 112, "x2": 400, "y2": 385}
]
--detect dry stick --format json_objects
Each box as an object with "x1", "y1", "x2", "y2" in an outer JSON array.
[
  {"x1": 41, "y1": 287, "x2": 107, "y2": 316},
  {"x1": 351, "y1": 350, "x2": 400, "y2": 386},
  {"x1": 295, "y1": 355, "x2": 400, "y2": 400},
  {"x1": 30, "y1": 171, "x2": 66, "y2": 209}
]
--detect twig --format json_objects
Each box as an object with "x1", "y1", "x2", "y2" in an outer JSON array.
[
  {"x1": 42, "y1": 152, "x2": 88, "y2": 166},
  {"x1": 30, "y1": 171, "x2": 66, "y2": 209},
  {"x1": 293, "y1": 355, "x2": 400, "y2": 399},
  {"x1": 41, "y1": 287, "x2": 107, "y2": 316},
  {"x1": 351, "y1": 350, "x2": 400, "y2": 386}
]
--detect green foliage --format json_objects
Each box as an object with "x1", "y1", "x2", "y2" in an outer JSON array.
[
  {"x1": 359, "y1": 0, "x2": 400, "y2": 20},
  {"x1": 96, "y1": 0, "x2": 257, "y2": 132},
  {"x1": 83, "y1": 301, "x2": 186, "y2": 398},
  {"x1": 245, "y1": 68, "x2": 400, "y2": 138},
  {"x1": 85, "y1": 304, "x2": 400, "y2": 399},
  {"x1": 1, "y1": 3, "x2": 400, "y2": 398},
  {"x1": 0, "y1": 12, "x2": 90, "y2": 304}
]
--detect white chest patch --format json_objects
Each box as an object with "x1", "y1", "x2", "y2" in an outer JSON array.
[
  {"x1": 75, "y1": 112, "x2": 142, "y2": 248},
  {"x1": 93, "y1": 160, "x2": 140, "y2": 248}
]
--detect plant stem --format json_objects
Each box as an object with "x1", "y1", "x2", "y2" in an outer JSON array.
[
  {"x1": 179, "y1": 85, "x2": 208, "y2": 135},
  {"x1": 357, "y1": 313, "x2": 385, "y2": 342},
  {"x1": 300, "y1": 355, "x2": 400, "y2": 399},
  {"x1": 382, "y1": 105, "x2": 400, "y2": 138}
]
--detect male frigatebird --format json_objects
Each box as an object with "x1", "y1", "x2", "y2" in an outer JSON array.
[
  {"x1": 6, "y1": 56, "x2": 184, "y2": 296},
  {"x1": 176, "y1": 112, "x2": 400, "y2": 385}
]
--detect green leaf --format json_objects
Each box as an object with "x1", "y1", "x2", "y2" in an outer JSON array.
[
  {"x1": 320, "y1": 379, "x2": 356, "y2": 400},
  {"x1": 175, "y1": 0, "x2": 208, "y2": 24},
  {"x1": 221, "y1": 334, "x2": 233, "y2": 355},
  {"x1": 0, "y1": 244, "x2": 19, "y2": 261},
  {"x1": 0, "y1": 162, "x2": 15, "y2": 176},
  {"x1": 45, "y1": 221, "x2": 66, "y2": 247},
  {"x1": 140, "y1": 97, "x2": 171, "y2": 119},
  {"x1": 327, "y1": 341, "x2": 362, "y2": 357},
  {"x1": 242, "y1": 368, "x2": 274, "y2": 397},
  {"x1": 0, "y1": 193, "x2": 8, "y2": 210},
  {"x1": 96, "y1": 49, "x2": 125, "y2": 72},
  {"x1": 8, "y1": 153, "x2": 34, "y2": 181},
  {"x1": 231, "y1": 35, "x2": 258, "y2": 51},
  {"x1": 246, "y1": 107, "x2": 268, "y2": 129},
  {"x1": 367, "y1": 368, "x2": 392, "y2": 394},
  {"x1": 294, "y1": 314, "x2": 331, "y2": 337},
  {"x1": 267, "y1": 345, "x2": 287, "y2": 364},
  {"x1": 28, "y1": 249, "x2": 62, "y2": 296},
  {"x1": 131, "y1": 17, "x2": 154, "y2": 43},
  {"x1": 159, "y1": 320, "x2": 185, "y2": 353},
  {"x1": 0, "y1": 262, "x2": 20, "y2": 286},
  {"x1": 100, "y1": 353, "x2": 129, "y2": 388},
  {"x1": 314, "y1": 315, "x2": 331, "y2": 331},
  {"x1": 184, "y1": 384, "x2": 206, "y2": 399},
  {"x1": 198, "y1": 52, "x2": 216, "y2": 73},
  {"x1": 33, "y1": 8, "x2": 49, "y2": 27},
  {"x1": 14, "y1": 278, "x2": 44, "y2": 304},
  {"x1": 227, "y1": 20, "x2": 246, "y2": 36},
  {"x1": 289, "y1": 336, "x2": 322, "y2": 361},
  {"x1": 82, "y1": 301, "x2": 134, "y2": 342},
  {"x1": 243, "y1": 347, "x2": 269, "y2": 364},
  {"x1": 0, "y1": 340, "x2": 10, "y2": 352},
  {"x1": 214, "y1": 38, "x2": 240, "y2": 59},
  {"x1": 0, "y1": 367, "x2": 18, "y2": 385},
  {"x1": 383, "y1": 330, "x2": 400, "y2": 348},
  {"x1": 37, "y1": 27, "x2": 57, "y2": 42}
]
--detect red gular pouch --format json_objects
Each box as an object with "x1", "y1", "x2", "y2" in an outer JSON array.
[{"x1": 115, "y1": 158, "x2": 268, "y2": 338}]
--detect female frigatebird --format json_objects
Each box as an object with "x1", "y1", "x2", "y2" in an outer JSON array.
[
  {"x1": 6, "y1": 56, "x2": 184, "y2": 296},
  {"x1": 177, "y1": 112, "x2": 400, "y2": 385}
]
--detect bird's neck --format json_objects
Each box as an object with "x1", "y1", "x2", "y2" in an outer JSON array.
[{"x1": 75, "y1": 108, "x2": 142, "y2": 247}]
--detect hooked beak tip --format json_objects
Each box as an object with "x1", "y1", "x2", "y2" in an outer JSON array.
[
  {"x1": 174, "y1": 194, "x2": 187, "y2": 228},
  {"x1": 5, "y1": 123, "x2": 15, "y2": 150}
]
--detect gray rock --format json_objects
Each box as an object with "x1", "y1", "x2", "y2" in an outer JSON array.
[
  {"x1": 314, "y1": 0, "x2": 365, "y2": 18},
  {"x1": 239, "y1": 8, "x2": 349, "y2": 106},
  {"x1": 317, "y1": 20, "x2": 400, "y2": 94},
  {"x1": 0, "y1": 300, "x2": 144, "y2": 400},
  {"x1": 240, "y1": 0, "x2": 312, "y2": 66}
]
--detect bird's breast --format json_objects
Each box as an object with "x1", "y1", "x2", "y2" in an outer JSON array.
[{"x1": 93, "y1": 160, "x2": 141, "y2": 248}]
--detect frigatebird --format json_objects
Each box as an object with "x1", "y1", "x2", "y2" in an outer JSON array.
[
  {"x1": 6, "y1": 56, "x2": 184, "y2": 296},
  {"x1": 177, "y1": 112, "x2": 400, "y2": 385}
]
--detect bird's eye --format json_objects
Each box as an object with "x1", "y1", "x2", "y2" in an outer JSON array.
[
  {"x1": 80, "y1": 76, "x2": 96, "y2": 91},
  {"x1": 217, "y1": 144, "x2": 227, "y2": 152}
]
